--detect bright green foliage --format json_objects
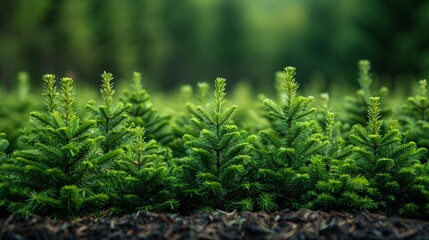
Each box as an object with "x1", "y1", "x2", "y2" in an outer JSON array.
[
  {"x1": 405, "y1": 79, "x2": 429, "y2": 121},
  {"x1": 401, "y1": 79, "x2": 429, "y2": 161},
  {"x1": 107, "y1": 126, "x2": 177, "y2": 215},
  {"x1": 305, "y1": 174, "x2": 378, "y2": 212},
  {"x1": 256, "y1": 67, "x2": 329, "y2": 209},
  {"x1": 348, "y1": 97, "x2": 427, "y2": 215},
  {"x1": 1, "y1": 62, "x2": 429, "y2": 219},
  {"x1": 0, "y1": 75, "x2": 111, "y2": 219},
  {"x1": 303, "y1": 109, "x2": 356, "y2": 211},
  {"x1": 259, "y1": 67, "x2": 327, "y2": 168},
  {"x1": 87, "y1": 72, "x2": 132, "y2": 154},
  {"x1": 343, "y1": 60, "x2": 390, "y2": 129},
  {"x1": 169, "y1": 83, "x2": 210, "y2": 157},
  {"x1": 322, "y1": 111, "x2": 353, "y2": 159},
  {"x1": 174, "y1": 78, "x2": 265, "y2": 213},
  {"x1": 120, "y1": 72, "x2": 173, "y2": 145},
  {"x1": 349, "y1": 97, "x2": 425, "y2": 177},
  {"x1": 306, "y1": 97, "x2": 427, "y2": 214}
]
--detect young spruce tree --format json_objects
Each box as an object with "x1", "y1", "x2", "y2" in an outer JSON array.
[
  {"x1": 174, "y1": 78, "x2": 266, "y2": 213},
  {"x1": 109, "y1": 126, "x2": 177, "y2": 215},
  {"x1": 348, "y1": 97, "x2": 427, "y2": 215},
  {"x1": 401, "y1": 79, "x2": 429, "y2": 162},
  {"x1": 87, "y1": 72, "x2": 132, "y2": 155},
  {"x1": 86, "y1": 71, "x2": 175, "y2": 215},
  {"x1": 120, "y1": 72, "x2": 173, "y2": 146},
  {"x1": 170, "y1": 82, "x2": 210, "y2": 157},
  {"x1": 256, "y1": 66, "x2": 328, "y2": 209},
  {"x1": 342, "y1": 60, "x2": 390, "y2": 130},
  {"x1": 0, "y1": 75, "x2": 112, "y2": 218}
]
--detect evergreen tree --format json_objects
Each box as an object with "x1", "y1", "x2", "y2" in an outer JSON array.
[
  {"x1": 401, "y1": 79, "x2": 429, "y2": 162},
  {"x1": 305, "y1": 97, "x2": 428, "y2": 215},
  {"x1": 108, "y1": 126, "x2": 177, "y2": 215},
  {"x1": 256, "y1": 66, "x2": 329, "y2": 209},
  {"x1": 322, "y1": 111, "x2": 353, "y2": 159},
  {"x1": 120, "y1": 72, "x2": 173, "y2": 146},
  {"x1": 174, "y1": 78, "x2": 266, "y2": 213},
  {"x1": 398, "y1": 162, "x2": 429, "y2": 219},
  {"x1": 303, "y1": 107, "x2": 357, "y2": 212},
  {"x1": 348, "y1": 97, "x2": 427, "y2": 215},
  {"x1": 259, "y1": 67, "x2": 327, "y2": 168},
  {"x1": 86, "y1": 72, "x2": 176, "y2": 214},
  {"x1": 0, "y1": 75, "x2": 112, "y2": 218},
  {"x1": 342, "y1": 60, "x2": 390, "y2": 130},
  {"x1": 170, "y1": 82, "x2": 210, "y2": 157},
  {"x1": 87, "y1": 71, "x2": 132, "y2": 154}
]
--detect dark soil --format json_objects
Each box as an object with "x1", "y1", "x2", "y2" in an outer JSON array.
[{"x1": 1, "y1": 209, "x2": 429, "y2": 240}]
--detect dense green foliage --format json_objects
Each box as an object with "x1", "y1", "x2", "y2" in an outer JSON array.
[
  {"x1": 174, "y1": 78, "x2": 263, "y2": 213},
  {"x1": 0, "y1": 75, "x2": 111, "y2": 218},
  {"x1": 0, "y1": 61, "x2": 429, "y2": 219},
  {"x1": 120, "y1": 72, "x2": 173, "y2": 145}
]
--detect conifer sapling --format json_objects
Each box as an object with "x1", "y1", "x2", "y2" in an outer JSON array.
[
  {"x1": 120, "y1": 72, "x2": 173, "y2": 146},
  {"x1": 0, "y1": 75, "x2": 111, "y2": 218},
  {"x1": 175, "y1": 78, "x2": 265, "y2": 212}
]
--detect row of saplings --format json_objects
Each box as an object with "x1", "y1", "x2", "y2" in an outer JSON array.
[{"x1": 0, "y1": 60, "x2": 428, "y2": 220}]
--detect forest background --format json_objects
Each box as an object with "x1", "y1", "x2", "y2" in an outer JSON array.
[{"x1": 0, "y1": 0, "x2": 428, "y2": 92}]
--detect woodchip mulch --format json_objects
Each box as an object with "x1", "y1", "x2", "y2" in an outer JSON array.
[{"x1": 1, "y1": 209, "x2": 429, "y2": 239}]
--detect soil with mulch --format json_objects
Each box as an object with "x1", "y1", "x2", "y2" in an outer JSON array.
[{"x1": 1, "y1": 209, "x2": 429, "y2": 240}]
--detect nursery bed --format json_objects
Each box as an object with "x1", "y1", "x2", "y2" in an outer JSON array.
[{"x1": 1, "y1": 209, "x2": 429, "y2": 240}]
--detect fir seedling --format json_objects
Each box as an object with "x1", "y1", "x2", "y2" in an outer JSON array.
[
  {"x1": 405, "y1": 79, "x2": 429, "y2": 121},
  {"x1": 322, "y1": 111, "x2": 353, "y2": 159},
  {"x1": 406, "y1": 79, "x2": 429, "y2": 121},
  {"x1": 259, "y1": 67, "x2": 327, "y2": 169},
  {"x1": 174, "y1": 78, "x2": 265, "y2": 212},
  {"x1": 170, "y1": 83, "x2": 210, "y2": 157},
  {"x1": 256, "y1": 67, "x2": 329, "y2": 209},
  {"x1": 108, "y1": 126, "x2": 177, "y2": 215},
  {"x1": 120, "y1": 72, "x2": 173, "y2": 146},
  {"x1": 343, "y1": 60, "x2": 390, "y2": 129},
  {"x1": 87, "y1": 71, "x2": 132, "y2": 154},
  {"x1": 0, "y1": 75, "x2": 111, "y2": 218},
  {"x1": 349, "y1": 97, "x2": 427, "y2": 215},
  {"x1": 401, "y1": 79, "x2": 429, "y2": 161},
  {"x1": 349, "y1": 97, "x2": 423, "y2": 176}
]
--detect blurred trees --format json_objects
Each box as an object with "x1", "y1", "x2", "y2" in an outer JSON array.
[
  {"x1": 0, "y1": 0, "x2": 427, "y2": 90},
  {"x1": 353, "y1": 0, "x2": 429, "y2": 81}
]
